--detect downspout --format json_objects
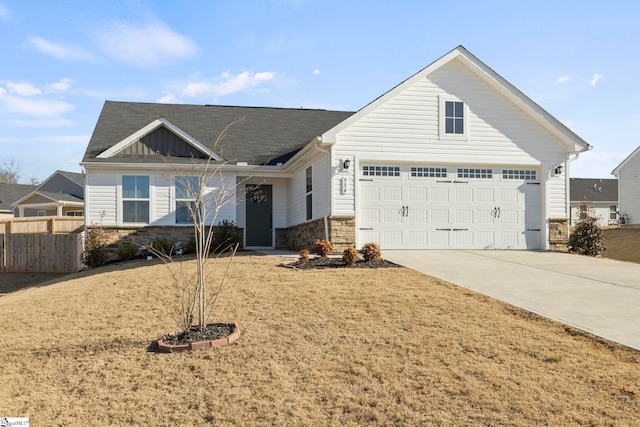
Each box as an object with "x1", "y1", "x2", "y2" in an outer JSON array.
[
  {"x1": 313, "y1": 139, "x2": 331, "y2": 241},
  {"x1": 566, "y1": 152, "x2": 581, "y2": 229}
]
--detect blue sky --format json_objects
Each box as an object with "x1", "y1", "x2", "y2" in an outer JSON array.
[{"x1": 0, "y1": 0, "x2": 638, "y2": 182}]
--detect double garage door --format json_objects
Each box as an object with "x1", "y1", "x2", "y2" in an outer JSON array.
[{"x1": 359, "y1": 165, "x2": 541, "y2": 249}]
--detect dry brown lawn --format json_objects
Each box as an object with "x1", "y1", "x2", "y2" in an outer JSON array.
[
  {"x1": 1, "y1": 253, "x2": 639, "y2": 426},
  {"x1": 603, "y1": 227, "x2": 640, "y2": 264}
]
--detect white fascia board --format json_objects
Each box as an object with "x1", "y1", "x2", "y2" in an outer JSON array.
[
  {"x1": 612, "y1": 145, "x2": 640, "y2": 176},
  {"x1": 453, "y1": 49, "x2": 591, "y2": 154},
  {"x1": 96, "y1": 117, "x2": 222, "y2": 161},
  {"x1": 81, "y1": 161, "x2": 292, "y2": 178}
]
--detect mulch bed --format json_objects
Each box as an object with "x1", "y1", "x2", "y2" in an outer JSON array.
[
  {"x1": 282, "y1": 256, "x2": 400, "y2": 270},
  {"x1": 160, "y1": 323, "x2": 236, "y2": 345}
]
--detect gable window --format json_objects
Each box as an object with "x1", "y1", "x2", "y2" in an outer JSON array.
[
  {"x1": 175, "y1": 176, "x2": 199, "y2": 224},
  {"x1": 122, "y1": 175, "x2": 149, "y2": 223},
  {"x1": 445, "y1": 101, "x2": 464, "y2": 134},
  {"x1": 306, "y1": 166, "x2": 313, "y2": 221}
]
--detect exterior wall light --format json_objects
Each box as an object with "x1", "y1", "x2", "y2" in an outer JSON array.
[
  {"x1": 554, "y1": 165, "x2": 563, "y2": 175},
  {"x1": 343, "y1": 159, "x2": 351, "y2": 170}
]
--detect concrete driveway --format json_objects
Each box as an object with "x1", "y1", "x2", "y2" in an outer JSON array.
[{"x1": 384, "y1": 250, "x2": 640, "y2": 352}]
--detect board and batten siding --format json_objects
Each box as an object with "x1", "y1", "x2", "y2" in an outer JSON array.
[
  {"x1": 618, "y1": 153, "x2": 640, "y2": 225},
  {"x1": 286, "y1": 152, "x2": 330, "y2": 227},
  {"x1": 331, "y1": 58, "x2": 570, "y2": 216}
]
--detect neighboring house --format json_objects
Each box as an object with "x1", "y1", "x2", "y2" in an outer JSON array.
[
  {"x1": 569, "y1": 178, "x2": 618, "y2": 226},
  {"x1": 81, "y1": 46, "x2": 591, "y2": 251},
  {"x1": 12, "y1": 170, "x2": 85, "y2": 217},
  {"x1": 0, "y1": 183, "x2": 37, "y2": 219},
  {"x1": 612, "y1": 146, "x2": 640, "y2": 226}
]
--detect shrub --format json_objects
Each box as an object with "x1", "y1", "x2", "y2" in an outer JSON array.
[
  {"x1": 117, "y1": 243, "x2": 139, "y2": 261},
  {"x1": 360, "y1": 242, "x2": 382, "y2": 262},
  {"x1": 567, "y1": 213, "x2": 606, "y2": 256},
  {"x1": 82, "y1": 225, "x2": 109, "y2": 268},
  {"x1": 152, "y1": 238, "x2": 175, "y2": 256},
  {"x1": 342, "y1": 247, "x2": 360, "y2": 267},
  {"x1": 212, "y1": 220, "x2": 242, "y2": 252},
  {"x1": 313, "y1": 239, "x2": 334, "y2": 257},
  {"x1": 299, "y1": 249, "x2": 310, "y2": 262}
]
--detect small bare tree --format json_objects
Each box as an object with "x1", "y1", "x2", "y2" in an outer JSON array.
[
  {"x1": 0, "y1": 158, "x2": 21, "y2": 184},
  {"x1": 151, "y1": 119, "x2": 246, "y2": 334}
]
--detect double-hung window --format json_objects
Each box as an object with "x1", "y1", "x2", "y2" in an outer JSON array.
[
  {"x1": 306, "y1": 166, "x2": 313, "y2": 221},
  {"x1": 122, "y1": 175, "x2": 149, "y2": 223},
  {"x1": 445, "y1": 101, "x2": 464, "y2": 134},
  {"x1": 440, "y1": 97, "x2": 467, "y2": 139},
  {"x1": 175, "y1": 176, "x2": 200, "y2": 224}
]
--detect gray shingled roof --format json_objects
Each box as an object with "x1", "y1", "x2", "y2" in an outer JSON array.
[
  {"x1": 35, "y1": 191, "x2": 84, "y2": 203},
  {"x1": 83, "y1": 101, "x2": 354, "y2": 165},
  {"x1": 57, "y1": 170, "x2": 85, "y2": 186},
  {"x1": 570, "y1": 178, "x2": 618, "y2": 202},
  {"x1": 0, "y1": 183, "x2": 37, "y2": 212}
]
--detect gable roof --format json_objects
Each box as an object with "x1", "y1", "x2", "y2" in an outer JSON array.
[
  {"x1": 612, "y1": 146, "x2": 640, "y2": 176},
  {"x1": 321, "y1": 45, "x2": 591, "y2": 154},
  {"x1": 55, "y1": 170, "x2": 85, "y2": 187},
  {"x1": 0, "y1": 183, "x2": 37, "y2": 212},
  {"x1": 570, "y1": 178, "x2": 618, "y2": 203},
  {"x1": 83, "y1": 102, "x2": 354, "y2": 166}
]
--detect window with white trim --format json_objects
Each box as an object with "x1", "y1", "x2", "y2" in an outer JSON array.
[
  {"x1": 175, "y1": 176, "x2": 199, "y2": 224},
  {"x1": 610, "y1": 205, "x2": 618, "y2": 221},
  {"x1": 122, "y1": 175, "x2": 149, "y2": 223},
  {"x1": 445, "y1": 101, "x2": 464, "y2": 134},
  {"x1": 306, "y1": 166, "x2": 313, "y2": 221},
  {"x1": 457, "y1": 168, "x2": 493, "y2": 179},
  {"x1": 502, "y1": 169, "x2": 537, "y2": 180},
  {"x1": 362, "y1": 165, "x2": 400, "y2": 177},
  {"x1": 411, "y1": 167, "x2": 448, "y2": 178},
  {"x1": 66, "y1": 210, "x2": 84, "y2": 217}
]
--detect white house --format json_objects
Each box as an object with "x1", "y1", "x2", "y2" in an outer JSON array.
[
  {"x1": 81, "y1": 46, "x2": 591, "y2": 251},
  {"x1": 569, "y1": 178, "x2": 618, "y2": 226},
  {"x1": 612, "y1": 146, "x2": 640, "y2": 226}
]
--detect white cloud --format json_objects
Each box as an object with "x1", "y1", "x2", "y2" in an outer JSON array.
[
  {"x1": 0, "y1": 91, "x2": 75, "y2": 116},
  {"x1": 29, "y1": 37, "x2": 93, "y2": 61},
  {"x1": 97, "y1": 20, "x2": 198, "y2": 67},
  {"x1": 157, "y1": 93, "x2": 181, "y2": 104},
  {"x1": 5, "y1": 81, "x2": 41, "y2": 96},
  {"x1": 47, "y1": 133, "x2": 91, "y2": 144},
  {"x1": 312, "y1": 69, "x2": 320, "y2": 75},
  {"x1": 182, "y1": 70, "x2": 277, "y2": 98},
  {"x1": 589, "y1": 73, "x2": 603, "y2": 87},
  {"x1": 45, "y1": 78, "x2": 74, "y2": 93},
  {"x1": 556, "y1": 75, "x2": 570, "y2": 84}
]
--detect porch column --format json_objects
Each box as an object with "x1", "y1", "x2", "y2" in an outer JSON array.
[{"x1": 57, "y1": 204, "x2": 63, "y2": 216}]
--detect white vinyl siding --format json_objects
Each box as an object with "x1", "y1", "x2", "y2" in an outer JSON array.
[
  {"x1": 85, "y1": 169, "x2": 237, "y2": 227},
  {"x1": 85, "y1": 171, "x2": 118, "y2": 225},
  {"x1": 331, "y1": 58, "x2": 570, "y2": 221},
  {"x1": 618, "y1": 153, "x2": 640, "y2": 225},
  {"x1": 287, "y1": 153, "x2": 330, "y2": 227}
]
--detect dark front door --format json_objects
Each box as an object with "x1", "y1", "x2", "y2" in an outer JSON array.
[{"x1": 245, "y1": 184, "x2": 273, "y2": 246}]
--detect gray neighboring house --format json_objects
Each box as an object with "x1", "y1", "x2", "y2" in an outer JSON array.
[
  {"x1": 0, "y1": 183, "x2": 38, "y2": 219},
  {"x1": 569, "y1": 178, "x2": 618, "y2": 226},
  {"x1": 12, "y1": 170, "x2": 85, "y2": 217},
  {"x1": 612, "y1": 146, "x2": 640, "y2": 226}
]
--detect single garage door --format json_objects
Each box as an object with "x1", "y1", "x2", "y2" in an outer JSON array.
[{"x1": 358, "y1": 165, "x2": 541, "y2": 249}]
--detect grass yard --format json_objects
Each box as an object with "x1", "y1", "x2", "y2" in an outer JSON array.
[
  {"x1": 603, "y1": 227, "x2": 640, "y2": 264},
  {"x1": 1, "y1": 253, "x2": 639, "y2": 426}
]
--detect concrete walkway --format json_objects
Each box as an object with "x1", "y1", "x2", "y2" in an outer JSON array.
[{"x1": 384, "y1": 250, "x2": 640, "y2": 352}]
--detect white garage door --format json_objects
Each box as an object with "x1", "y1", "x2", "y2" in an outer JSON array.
[{"x1": 358, "y1": 165, "x2": 541, "y2": 249}]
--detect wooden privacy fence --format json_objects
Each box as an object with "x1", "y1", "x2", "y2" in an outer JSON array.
[
  {"x1": 0, "y1": 216, "x2": 84, "y2": 234},
  {"x1": 0, "y1": 232, "x2": 84, "y2": 273}
]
